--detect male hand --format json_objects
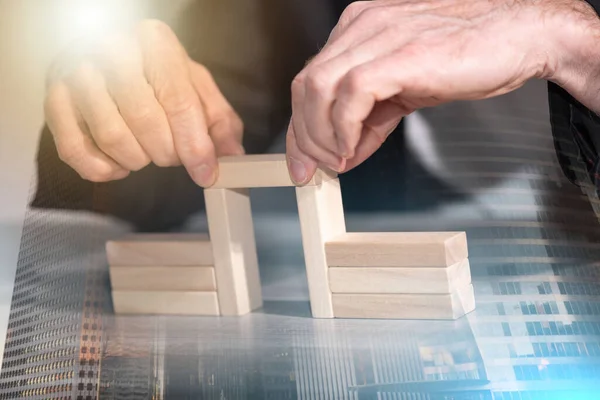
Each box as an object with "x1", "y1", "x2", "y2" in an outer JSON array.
[
  {"x1": 44, "y1": 19, "x2": 243, "y2": 187},
  {"x1": 286, "y1": 0, "x2": 599, "y2": 184}
]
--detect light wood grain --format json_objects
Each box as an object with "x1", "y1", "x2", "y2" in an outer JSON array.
[
  {"x1": 204, "y1": 188, "x2": 263, "y2": 316},
  {"x1": 106, "y1": 233, "x2": 213, "y2": 266},
  {"x1": 332, "y1": 284, "x2": 475, "y2": 320},
  {"x1": 328, "y1": 258, "x2": 471, "y2": 294},
  {"x1": 325, "y1": 232, "x2": 468, "y2": 267},
  {"x1": 112, "y1": 291, "x2": 220, "y2": 316},
  {"x1": 210, "y1": 154, "x2": 337, "y2": 189},
  {"x1": 109, "y1": 266, "x2": 216, "y2": 291},
  {"x1": 296, "y1": 178, "x2": 346, "y2": 318}
]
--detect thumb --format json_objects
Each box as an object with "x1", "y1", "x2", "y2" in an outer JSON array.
[{"x1": 286, "y1": 121, "x2": 318, "y2": 185}]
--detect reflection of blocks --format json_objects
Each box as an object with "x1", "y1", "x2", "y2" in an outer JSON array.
[{"x1": 107, "y1": 154, "x2": 475, "y2": 319}]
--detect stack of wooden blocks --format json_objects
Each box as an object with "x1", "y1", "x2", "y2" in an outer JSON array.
[
  {"x1": 106, "y1": 154, "x2": 476, "y2": 320},
  {"x1": 325, "y1": 232, "x2": 474, "y2": 319},
  {"x1": 107, "y1": 234, "x2": 221, "y2": 316}
]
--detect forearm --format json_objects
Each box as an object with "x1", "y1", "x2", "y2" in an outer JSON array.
[{"x1": 542, "y1": 0, "x2": 600, "y2": 113}]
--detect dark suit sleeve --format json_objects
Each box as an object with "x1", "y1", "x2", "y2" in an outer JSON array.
[{"x1": 548, "y1": 0, "x2": 600, "y2": 190}]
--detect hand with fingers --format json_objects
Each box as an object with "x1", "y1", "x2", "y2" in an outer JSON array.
[
  {"x1": 44, "y1": 19, "x2": 243, "y2": 187},
  {"x1": 285, "y1": 0, "x2": 600, "y2": 185}
]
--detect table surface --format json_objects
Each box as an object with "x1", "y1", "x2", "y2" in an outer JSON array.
[
  {"x1": 2, "y1": 196, "x2": 600, "y2": 400},
  {"x1": 1, "y1": 80, "x2": 600, "y2": 399}
]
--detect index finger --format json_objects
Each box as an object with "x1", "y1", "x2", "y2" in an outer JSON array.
[{"x1": 136, "y1": 20, "x2": 217, "y2": 187}]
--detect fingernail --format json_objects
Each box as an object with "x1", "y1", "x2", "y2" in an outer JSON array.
[
  {"x1": 338, "y1": 141, "x2": 352, "y2": 159},
  {"x1": 289, "y1": 157, "x2": 307, "y2": 184},
  {"x1": 325, "y1": 161, "x2": 343, "y2": 173},
  {"x1": 191, "y1": 163, "x2": 215, "y2": 187}
]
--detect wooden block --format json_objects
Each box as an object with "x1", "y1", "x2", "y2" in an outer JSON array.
[
  {"x1": 112, "y1": 291, "x2": 220, "y2": 316},
  {"x1": 107, "y1": 233, "x2": 213, "y2": 266},
  {"x1": 325, "y1": 232, "x2": 468, "y2": 268},
  {"x1": 296, "y1": 178, "x2": 346, "y2": 318},
  {"x1": 328, "y1": 258, "x2": 471, "y2": 294},
  {"x1": 204, "y1": 188, "x2": 263, "y2": 316},
  {"x1": 332, "y1": 283, "x2": 475, "y2": 320},
  {"x1": 109, "y1": 266, "x2": 216, "y2": 291},
  {"x1": 210, "y1": 154, "x2": 337, "y2": 189}
]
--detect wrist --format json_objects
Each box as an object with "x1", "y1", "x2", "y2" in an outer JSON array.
[{"x1": 539, "y1": 0, "x2": 600, "y2": 110}]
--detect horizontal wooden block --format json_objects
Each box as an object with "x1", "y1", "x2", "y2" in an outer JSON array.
[
  {"x1": 107, "y1": 233, "x2": 213, "y2": 266},
  {"x1": 112, "y1": 291, "x2": 220, "y2": 316},
  {"x1": 325, "y1": 232, "x2": 468, "y2": 267},
  {"x1": 210, "y1": 154, "x2": 337, "y2": 189},
  {"x1": 332, "y1": 284, "x2": 475, "y2": 320},
  {"x1": 109, "y1": 266, "x2": 216, "y2": 291},
  {"x1": 328, "y1": 258, "x2": 471, "y2": 294}
]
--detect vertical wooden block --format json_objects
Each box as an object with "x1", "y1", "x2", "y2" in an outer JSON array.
[
  {"x1": 296, "y1": 178, "x2": 346, "y2": 318},
  {"x1": 204, "y1": 188, "x2": 263, "y2": 316}
]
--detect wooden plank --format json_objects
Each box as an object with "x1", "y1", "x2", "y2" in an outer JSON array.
[
  {"x1": 112, "y1": 291, "x2": 220, "y2": 316},
  {"x1": 332, "y1": 284, "x2": 475, "y2": 320},
  {"x1": 328, "y1": 258, "x2": 471, "y2": 294},
  {"x1": 210, "y1": 154, "x2": 337, "y2": 189},
  {"x1": 204, "y1": 188, "x2": 262, "y2": 316},
  {"x1": 106, "y1": 233, "x2": 212, "y2": 266},
  {"x1": 109, "y1": 266, "x2": 216, "y2": 291},
  {"x1": 325, "y1": 232, "x2": 468, "y2": 267},
  {"x1": 296, "y1": 178, "x2": 346, "y2": 318}
]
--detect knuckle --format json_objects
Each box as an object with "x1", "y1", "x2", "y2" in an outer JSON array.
[
  {"x1": 126, "y1": 106, "x2": 155, "y2": 126},
  {"x1": 43, "y1": 97, "x2": 55, "y2": 120},
  {"x1": 83, "y1": 166, "x2": 118, "y2": 182},
  {"x1": 70, "y1": 63, "x2": 96, "y2": 86},
  {"x1": 178, "y1": 136, "x2": 213, "y2": 162},
  {"x1": 95, "y1": 128, "x2": 128, "y2": 149},
  {"x1": 291, "y1": 73, "x2": 306, "y2": 95},
  {"x1": 230, "y1": 113, "x2": 244, "y2": 136},
  {"x1": 344, "y1": 69, "x2": 366, "y2": 95},
  {"x1": 402, "y1": 42, "x2": 429, "y2": 60},
  {"x1": 136, "y1": 19, "x2": 173, "y2": 38},
  {"x1": 341, "y1": 1, "x2": 369, "y2": 22},
  {"x1": 95, "y1": 34, "x2": 129, "y2": 66},
  {"x1": 56, "y1": 144, "x2": 79, "y2": 164},
  {"x1": 358, "y1": 6, "x2": 379, "y2": 21},
  {"x1": 152, "y1": 153, "x2": 179, "y2": 168},
  {"x1": 306, "y1": 68, "x2": 331, "y2": 94},
  {"x1": 191, "y1": 62, "x2": 211, "y2": 79},
  {"x1": 128, "y1": 155, "x2": 151, "y2": 172},
  {"x1": 214, "y1": 109, "x2": 244, "y2": 136},
  {"x1": 43, "y1": 86, "x2": 62, "y2": 120},
  {"x1": 161, "y1": 92, "x2": 197, "y2": 119}
]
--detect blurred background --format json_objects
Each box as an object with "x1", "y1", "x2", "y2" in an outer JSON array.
[{"x1": 1, "y1": 1, "x2": 600, "y2": 399}]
